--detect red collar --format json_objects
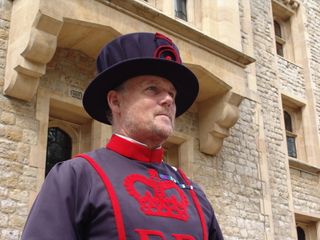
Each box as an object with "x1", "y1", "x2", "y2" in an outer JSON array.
[{"x1": 106, "y1": 135, "x2": 164, "y2": 164}]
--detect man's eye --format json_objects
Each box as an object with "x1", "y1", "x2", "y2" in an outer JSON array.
[
  {"x1": 169, "y1": 91, "x2": 176, "y2": 99},
  {"x1": 146, "y1": 86, "x2": 157, "y2": 92}
]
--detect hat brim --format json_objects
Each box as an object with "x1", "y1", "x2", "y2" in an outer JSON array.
[{"x1": 83, "y1": 58, "x2": 199, "y2": 124}]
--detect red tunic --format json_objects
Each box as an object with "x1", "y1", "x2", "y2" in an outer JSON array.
[{"x1": 22, "y1": 135, "x2": 224, "y2": 240}]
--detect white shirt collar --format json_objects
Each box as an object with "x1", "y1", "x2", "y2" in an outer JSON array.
[{"x1": 114, "y1": 133, "x2": 161, "y2": 149}]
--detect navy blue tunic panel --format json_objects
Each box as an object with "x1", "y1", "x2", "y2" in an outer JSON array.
[{"x1": 22, "y1": 148, "x2": 224, "y2": 240}]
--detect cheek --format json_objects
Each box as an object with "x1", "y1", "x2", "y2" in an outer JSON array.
[{"x1": 125, "y1": 102, "x2": 154, "y2": 120}]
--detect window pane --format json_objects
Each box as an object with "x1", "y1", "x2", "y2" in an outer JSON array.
[
  {"x1": 287, "y1": 136, "x2": 297, "y2": 158},
  {"x1": 276, "y1": 42, "x2": 284, "y2": 57},
  {"x1": 284, "y1": 111, "x2": 293, "y2": 132},
  {"x1": 175, "y1": 0, "x2": 187, "y2": 21},
  {"x1": 274, "y1": 20, "x2": 282, "y2": 37},
  {"x1": 45, "y1": 127, "x2": 72, "y2": 176}
]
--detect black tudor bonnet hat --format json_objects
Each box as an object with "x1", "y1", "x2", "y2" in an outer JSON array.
[{"x1": 83, "y1": 32, "x2": 199, "y2": 124}]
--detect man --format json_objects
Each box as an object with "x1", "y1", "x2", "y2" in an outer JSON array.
[{"x1": 22, "y1": 32, "x2": 224, "y2": 240}]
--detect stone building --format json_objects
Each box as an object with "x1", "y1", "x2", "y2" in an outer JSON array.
[{"x1": 0, "y1": 0, "x2": 319, "y2": 239}]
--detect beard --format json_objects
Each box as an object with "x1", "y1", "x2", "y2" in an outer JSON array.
[{"x1": 122, "y1": 112, "x2": 175, "y2": 147}]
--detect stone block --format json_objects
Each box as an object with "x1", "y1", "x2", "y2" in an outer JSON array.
[
  {"x1": 18, "y1": 175, "x2": 36, "y2": 191},
  {"x1": 0, "y1": 29, "x2": 8, "y2": 40},
  {"x1": 8, "y1": 189, "x2": 28, "y2": 202},
  {"x1": 5, "y1": 126, "x2": 22, "y2": 142},
  {"x1": 0, "y1": 112, "x2": 16, "y2": 125},
  {"x1": 1, "y1": 228, "x2": 21, "y2": 240},
  {"x1": 22, "y1": 129, "x2": 37, "y2": 145},
  {"x1": 0, "y1": 186, "x2": 8, "y2": 197},
  {"x1": 0, "y1": 199, "x2": 16, "y2": 214},
  {"x1": 0, "y1": 212, "x2": 8, "y2": 227},
  {"x1": 0, "y1": 0, "x2": 12, "y2": 21},
  {"x1": 9, "y1": 214, "x2": 25, "y2": 228},
  {"x1": 0, "y1": 125, "x2": 5, "y2": 137}
]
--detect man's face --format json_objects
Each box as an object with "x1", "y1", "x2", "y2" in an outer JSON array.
[{"x1": 112, "y1": 75, "x2": 177, "y2": 147}]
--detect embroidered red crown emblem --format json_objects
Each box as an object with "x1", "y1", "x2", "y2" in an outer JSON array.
[{"x1": 124, "y1": 169, "x2": 189, "y2": 221}]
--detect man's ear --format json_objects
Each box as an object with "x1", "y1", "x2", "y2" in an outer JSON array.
[{"x1": 107, "y1": 90, "x2": 121, "y2": 113}]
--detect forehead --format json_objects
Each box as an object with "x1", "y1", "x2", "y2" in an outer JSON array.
[{"x1": 123, "y1": 75, "x2": 176, "y2": 91}]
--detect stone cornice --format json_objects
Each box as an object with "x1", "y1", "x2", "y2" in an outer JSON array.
[
  {"x1": 273, "y1": 0, "x2": 300, "y2": 13},
  {"x1": 97, "y1": 0, "x2": 255, "y2": 67},
  {"x1": 280, "y1": 0, "x2": 300, "y2": 10}
]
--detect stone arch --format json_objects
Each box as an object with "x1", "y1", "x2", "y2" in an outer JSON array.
[
  {"x1": 296, "y1": 226, "x2": 306, "y2": 240},
  {"x1": 48, "y1": 119, "x2": 80, "y2": 155},
  {"x1": 45, "y1": 126, "x2": 72, "y2": 176}
]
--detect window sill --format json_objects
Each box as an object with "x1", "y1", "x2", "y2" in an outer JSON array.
[{"x1": 289, "y1": 157, "x2": 320, "y2": 174}]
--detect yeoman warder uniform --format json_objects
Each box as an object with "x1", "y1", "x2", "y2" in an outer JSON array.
[{"x1": 22, "y1": 32, "x2": 224, "y2": 240}]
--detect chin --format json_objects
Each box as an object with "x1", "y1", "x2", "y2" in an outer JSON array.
[{"x1": 154, "y1": 125, "x2": 174, "y2": 138}]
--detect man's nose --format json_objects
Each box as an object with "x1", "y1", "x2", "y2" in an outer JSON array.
[{"x1": 160, "y1": 91, "x2": 175, "y2": 106}]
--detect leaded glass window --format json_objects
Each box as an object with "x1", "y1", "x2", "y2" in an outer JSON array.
[
  {"x1": 284, "y1": 111, "x2": 297, "y2": 158},
  {"x1": 45, "y1": 127, "x2": 72, "y2": 176},
  {"x1": 274, "y1": 20, "x2": 284, "y2": 57},
  {"x1": 286, "y1": 135, "x2": 297, "y2": 158}
]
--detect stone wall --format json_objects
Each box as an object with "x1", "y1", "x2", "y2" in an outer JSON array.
[
  {"x1": 176, "y1": 99, "x2": 267, "y2": 240},
  {"x1": 210, "y1": 99, "x2": 266, "y2": 240},
  {"x1": 290, "y1": 168, "x2": 320, "y2": 216},
  {"x1": 0, "y1": 0, "x2": 320, "y2": 239},
  {"x1": 0, "y1": 1, "x2": 38, "y2": 239},
  {"x1": 0, "y1": 0, "x2": 10, "y2": 87},
  {"x1": 288, "y1": 0, "x2": 320, "y2": 226},
  {"x1": 40, "y1": 48, "x2": 95, "y2": 98},
  {"x1": 305, "y1": 0, "x2": 320, "y2": 136},
  {"x1": 0, "y1": 45, "x2": 95, "y2": 240},
  {"x1": 250, "y1": 0, "x2": 296, "y2": 239},
  {"x1": 278, "y1": 57, "x2": 306, "y2": 99}
]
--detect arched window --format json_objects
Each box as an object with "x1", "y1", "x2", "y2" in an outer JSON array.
[
  {"x1": 284, "y1": 111, "x2": 297, "y2": 158},
  {"x1": 284, "y1": 111, "x2": 293, "y2": 132},
  {"x1": 274, "y1": 20, "x2": 282, "y2": 38},
  {"x1": 45, "y1": 127, "x2": 72, "y2": 176},
  {"x1": 274, "y1": 20, "x2": 284, "y2": 57},
  {"x1": 296, "y1": 227, "x2": 306, "y2": 240}
]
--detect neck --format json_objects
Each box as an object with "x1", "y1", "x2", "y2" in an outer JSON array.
[{"x1": 113, "y1": 130, "x2": 164, "y2": 149}]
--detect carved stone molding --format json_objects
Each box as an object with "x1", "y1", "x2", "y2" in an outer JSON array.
[
  {"x1": 272, "y1": 0, "x2": 300, "y2": 14},
  {"x1": 4, "y1": 3, "x2": 63, "y2": 101},
  {"x1": 281, "y1": 0, "x2": 299, "y2": 10},
  {"x1": 199, "y1": 91, "x2": 243, "y2": 155}
]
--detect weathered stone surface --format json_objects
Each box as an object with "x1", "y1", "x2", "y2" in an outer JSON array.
[
  {"x1": 278, "y1": 57, "x2": 306, "y2": 99},
  {"x1": 0, "y1": 0, "x2": 320, "y2": 239},
  {"x1": 0, "y1": 112, "x2": 15, "y2": 125},
  {"x1": 1, "y1": 228, "x2": 20, "y2": 240}
]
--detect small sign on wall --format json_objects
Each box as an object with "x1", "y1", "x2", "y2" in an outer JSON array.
[{"x1": 69, "y1": 88, "x2": 83, "y2": 100}]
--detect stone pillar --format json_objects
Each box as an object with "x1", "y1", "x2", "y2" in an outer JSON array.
[
  {"x1": 202, "y1": 0, "x2": 242, "y2": 51},
  {"x1": 317, "y1": 221, "x2": 320, "y2": 240}
]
